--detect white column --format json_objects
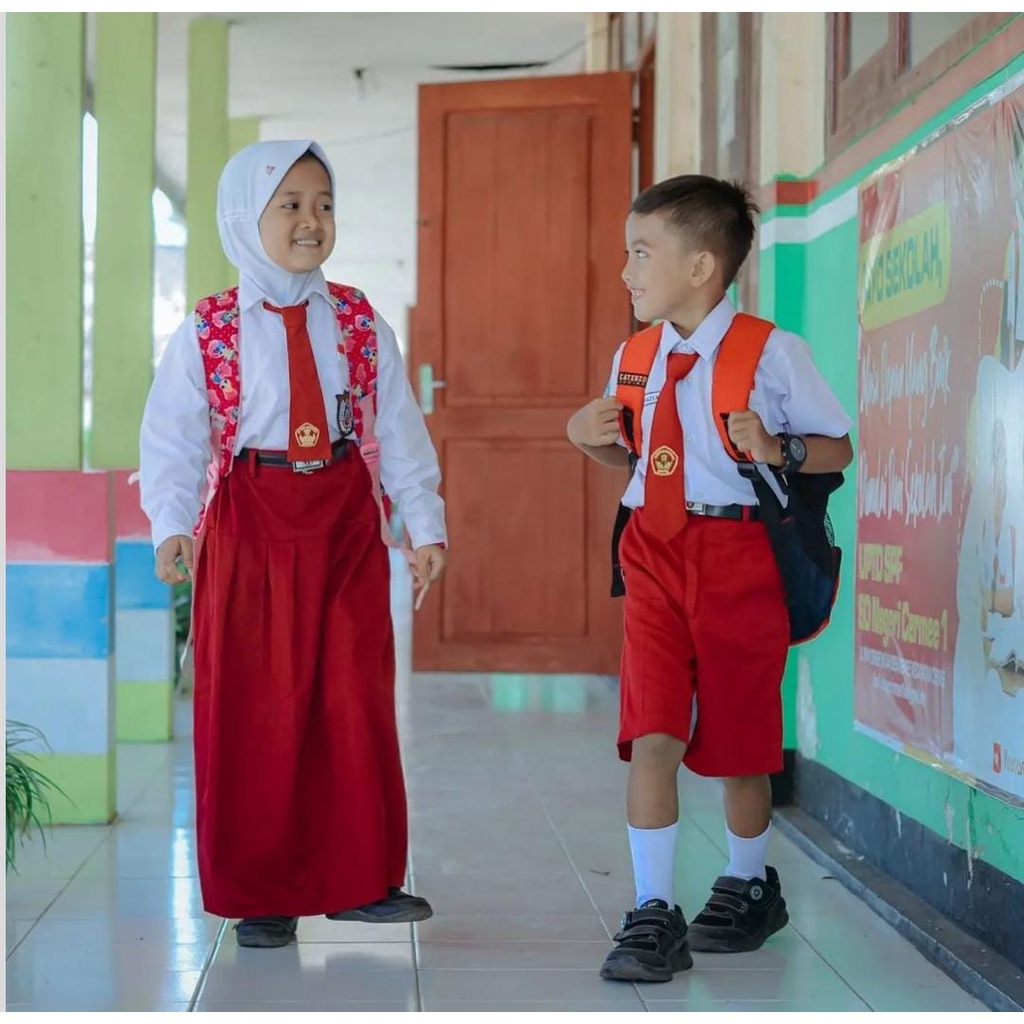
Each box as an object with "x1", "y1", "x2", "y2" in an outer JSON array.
[
  {"x1": 759, "y1": 13, "x2": 827, "y2": 181},
  {"x1": 654, "y1": 13, "x2": 703, "y2": 181}
]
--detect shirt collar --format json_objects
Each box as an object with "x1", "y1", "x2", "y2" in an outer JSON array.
[
  {"x1": 660, "y1": 296, "x2": 737, "y2": 361},
  {"x1": 238, "y1": 274, "x2": 331, "y2": 313}
]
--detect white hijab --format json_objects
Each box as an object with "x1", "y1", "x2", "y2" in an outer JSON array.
[{"x1": 216, "y1": 139, "x2": 334, "y2": 307}]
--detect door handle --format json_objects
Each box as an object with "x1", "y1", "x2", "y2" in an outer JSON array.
[{"x1": 418, "y1": 364, "x2": 447, "y2": 414}]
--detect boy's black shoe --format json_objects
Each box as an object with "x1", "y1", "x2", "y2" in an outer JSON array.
[
  {"x1": 327, "y1": 886, "x2": 433, "y2": 923},
  {"x1": 688, "y1": 865, "x2": 789, "y2": 953},
  {"x1": 599, "y1": 899, "x2": 693, "y2": 982},
  {"x1": 234, "y1": 915, "x2": 298, "y2": 948}
]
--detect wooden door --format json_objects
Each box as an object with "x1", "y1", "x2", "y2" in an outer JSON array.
[{"x1": 412, "y1": 72, "x2": 634, "y2": 674}]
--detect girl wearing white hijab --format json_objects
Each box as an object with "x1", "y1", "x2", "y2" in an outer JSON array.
[{"x1": 140, "y1": 140, "x2": 447, "y2": 948}]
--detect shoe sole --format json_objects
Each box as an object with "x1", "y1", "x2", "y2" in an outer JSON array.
[
  {"x1": 599, "y1": 947, "x2": 693, "y2": 983},
  {"x1": 327, "y1": 905, "x2": 434, "y2": 924},
  {"x1": 235, "y1": 933, "x2": 296, "y2": 948},
  {"x1": 688, "y1": 906, "x2": 789, "y2": 953}
]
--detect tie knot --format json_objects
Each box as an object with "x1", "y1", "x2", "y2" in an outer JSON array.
[
  {"x1": 665, "y1": 351, "x2": 698, "y2": 384},
  {"x1": 264, "y1": 301, "x2": 308, "y2": 328}
]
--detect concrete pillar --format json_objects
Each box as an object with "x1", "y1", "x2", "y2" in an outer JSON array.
[
  {"x1": 6, "y1": 13, "x2": 85, "y2": 471},
  {"x1": 187, "y1": 17, "x2": 232, "y2": 306},
  {"x1": 89, "y1": 16, "x2": 175, "y2": 743},
  {"x1": 759, "y1": 13, "x2": 827, "y2": 182},
  {"x1": 5, "y1": 16, "x2": 117, "y2": 824},
  {"x1": 229, "y1": 116, "x2": 261, "y2": 158},
  {"x1": 92, "y1": 13, "x2": 157, "y2": 471},
  {"x1": 7, "y1": 473, "x2": 117, "y2": 825},
  {"x1": 585, "y1": 13, "x2": 611, "y2": 72},
  {"x1": 653, "y1": 13, "x2": 702, "y2": 182}
]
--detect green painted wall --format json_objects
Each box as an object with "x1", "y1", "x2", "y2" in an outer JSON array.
[
  {"x1": 5, "y1": 14, "x2": 85, "y2": 470},
  {"x1": 761, "y1": 40, "x2": 1024, "y2": 884},
  {"x1": 758, "y1": 241, "x2": 809, "y2": 752}
]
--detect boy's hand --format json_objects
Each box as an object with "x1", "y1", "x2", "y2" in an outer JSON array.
[
  {"x1": 156, "y1": 535, "x2": 194, "y2": 585},
  {"x1": 567, "y1": 397, "x2": 624, "y2": 448},
  {"x1": 727, "y1": 410, "x2": 783, "y2": 466},
  {"x1": 412, "y1": 544, "x2": 447, "y2": 609}
]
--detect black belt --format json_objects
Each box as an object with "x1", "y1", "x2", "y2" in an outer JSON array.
[
  {"x1": 686, "y1": 501, "x2": 759, "y2": 521},
  {"x1": 237, "y1": 438, "x2": 353, "y2": 473}
]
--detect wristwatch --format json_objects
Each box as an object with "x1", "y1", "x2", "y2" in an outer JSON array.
[{"x1": 779, "y1": 433, "x2": 807, "y2": 474}]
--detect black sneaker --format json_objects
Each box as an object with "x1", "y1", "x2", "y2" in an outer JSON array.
[
  {"x1": 234, "y1": 915, "x2": 298, "y2": 948},
  {"x1": 599, "y1": 899, "x2": 693, "y2": 982},
  {"x1": 327, "y1": 886, "x2": 433, "y2": 924},
  {"x1": 688, "y1": 865, "x2": 789, "y2": 953}
]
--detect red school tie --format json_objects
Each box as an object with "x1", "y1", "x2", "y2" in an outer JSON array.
[
  {"x1": 643, "y1": 351, "x2": 699, "y2": 541},
  {"x1": 264, "y1": 301, "x2": 334, "y2": 463}
]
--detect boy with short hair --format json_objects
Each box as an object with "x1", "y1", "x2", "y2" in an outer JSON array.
[{"x1": 567, "y1": 175, "x2": 853, "y2": 982}]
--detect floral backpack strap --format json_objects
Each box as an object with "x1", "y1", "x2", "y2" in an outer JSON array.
[
  {"x1": 327, "y1": 282, "x2": 413, "y2": 558},
  {"x1": 194, "y1": 288, "x2": 242, "y2": 539}
]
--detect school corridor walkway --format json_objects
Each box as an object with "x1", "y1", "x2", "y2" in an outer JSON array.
[{"x1": 5, "y1": 557, "x2": 987, "y2": 1013}]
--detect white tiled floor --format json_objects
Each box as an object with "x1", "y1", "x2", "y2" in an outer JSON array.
[{"x1": 6, "y1": 558, "x2": 989, "y2": 1012}]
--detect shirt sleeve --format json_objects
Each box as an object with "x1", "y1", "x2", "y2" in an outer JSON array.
[
  {"x1": 373, "y1": 314, "x2": 448, "y2": 550},
  {"x1": 139, "y1": 316, "x2": 212, "y2": 551},
  {"x1": 758, "y1": 329, "x2": 854, "y2": 438}
]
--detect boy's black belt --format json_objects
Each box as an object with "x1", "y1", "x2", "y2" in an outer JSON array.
[
  {"x1": 685, "y1": 501, "x2": 760, "y2": 521},
  {"x1": 237, "y1": 438, "x2": 353, "y2": 472}
]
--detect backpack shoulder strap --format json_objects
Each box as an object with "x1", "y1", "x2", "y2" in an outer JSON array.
[
  {"x1": 326, "y1": 281, "x2": 378, "y2": 437},
  {"x1": 193, "y1": 287, "x2": 241, "y2": 537},
  {"x1": 326, "y1": 282, "x2": 412, "y2": 556},
  {"x1": 614, "y1": 323, "x2": 663, "y2": 456},
  {"x1": 712, "y1": 312, "x2": 774, "y2": 463}
]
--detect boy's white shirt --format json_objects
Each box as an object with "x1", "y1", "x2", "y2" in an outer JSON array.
[
  {"x1": 604, "y1": 297, "x2": 853, "y2": 509},
  {"x1": 139, "y1": 284, "x2": 447, "y2": 553}
]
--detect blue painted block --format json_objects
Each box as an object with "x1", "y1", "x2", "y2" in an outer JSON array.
[
  {"x1": 6, "y1": 563, "x2": 111, "y2": 659},
  {"x1": 115, "y1": 540, "x2": 170, "y2": 611}
]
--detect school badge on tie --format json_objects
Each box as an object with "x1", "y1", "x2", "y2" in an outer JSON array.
[
  {"x1": 295, "y1": 422, "x2": 321, "y2": 448},
  {"x1": 336, "y1": 391, "x2": 355, "y2": 437},
  {"x1": 650, "y1": 445, "x2": 680, "y2": 476}
]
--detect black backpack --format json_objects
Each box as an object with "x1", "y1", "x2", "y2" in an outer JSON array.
[{"x1": 737, "y1": 463, "x2": 843, "y2": 644}]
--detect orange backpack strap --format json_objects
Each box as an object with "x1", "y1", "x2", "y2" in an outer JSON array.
[
  {"x1": 614, "y1": 324, "x2": 663, "y2": 456},
  {"x1": 711, "y1": 313, "x2": 775, "y2": 463}
]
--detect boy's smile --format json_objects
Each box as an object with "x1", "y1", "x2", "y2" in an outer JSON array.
[{"x1": 622, "y1": 211, "x2": 718, "y2": 333}]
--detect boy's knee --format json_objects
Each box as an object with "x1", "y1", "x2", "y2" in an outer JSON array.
[{"x1": 631, "y1": 732, "x2": 687, "y2": 769}]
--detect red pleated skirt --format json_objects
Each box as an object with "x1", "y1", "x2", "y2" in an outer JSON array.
[{"x1": 191, "y1": 448, "x2": 407, "y2": 918}]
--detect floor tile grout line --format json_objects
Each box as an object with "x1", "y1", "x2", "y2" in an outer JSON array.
[
  {"x1": 411, "y1": 677, "x2": 643, "y2": 1009},
  {"x1": 118, "y1": 745, "x2": 176, "y2": 817},
  {"x1": 686, "y1": 803, "x2": 874, "y2": 1011},
  {"x1": 7, "y1": 825, "x2": 115, "y2": 959},
  {"x1": 520, "y1": 764, "x2": 868, "y2": 1013},
  {"x1": 500, "y1": 731, "x2": 650, "y2": 1008},
  {"x1": 186, "y1": 917, "x2": 229, "y2": 1012}
]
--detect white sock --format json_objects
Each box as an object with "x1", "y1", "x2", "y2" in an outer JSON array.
[
  {"x1": 725, "y1": 822, "x2": 771, "y2": 881},
  {"x1": 628, "y1": 822, "x2": 679, "y2": 907}
]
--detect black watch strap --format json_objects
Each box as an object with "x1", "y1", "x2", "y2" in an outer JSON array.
[{"x1": 780, "y1": 433, "x2": 807, "y2": 473}]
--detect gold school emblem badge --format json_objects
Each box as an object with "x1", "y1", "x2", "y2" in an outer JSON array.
[
  {"x1": 650, "y1": 445, "x2": 679, "y2": 476},
  {"x1": 295, "y1": 422, "x2": 321, "y2": 448}
]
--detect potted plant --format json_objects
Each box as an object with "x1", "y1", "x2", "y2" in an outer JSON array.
[{"x1": 6, "y1": 721, "x2": 67, "y2": 872}]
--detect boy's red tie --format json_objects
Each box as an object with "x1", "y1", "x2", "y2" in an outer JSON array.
[
  {"x1": 264, "y1": 300, "x2": 333, "y2": 463},
  {"x1": 643, "y1": 351, "x2": 699, "y2": 541}
]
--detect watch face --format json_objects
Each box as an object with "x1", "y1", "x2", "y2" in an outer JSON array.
[{"x1": 789, "y1": 436, "x2": 807, "y2": 462}]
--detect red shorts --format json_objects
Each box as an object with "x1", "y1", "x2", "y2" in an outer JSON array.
[{"x1": 617, "y1": 508, "x2": 789, "y2": 777}]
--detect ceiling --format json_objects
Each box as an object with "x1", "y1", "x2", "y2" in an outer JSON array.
[{"x1": 150, "y1": 13, "x2": 589, "y2": 332}]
